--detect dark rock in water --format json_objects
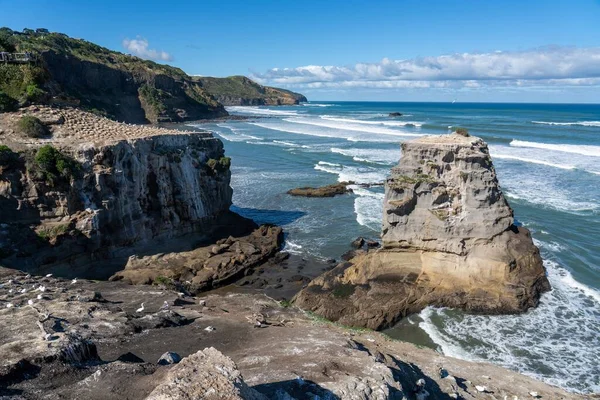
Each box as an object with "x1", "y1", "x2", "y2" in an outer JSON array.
[
  {"x1": 118, "y1": 352, "x2": 146, "y2": 363},
  {"x1": 351, "y1": 237, "x2": 365, "y2": 249},
  {"x1": 157, "y1": 351, "x2": 182, "y2": 366},
  {"x1": 389, "y1": 112, "x2": 403, "y2": 117},
  {"x1": 366, "y1": 240, "x2": 380, "y2": 248},
  {"x1": 326, "y1": 258, "x2": 337, "y2": 264},
  {"x1": 287, "y1": 182, "x2": 353, "y2": 197}
]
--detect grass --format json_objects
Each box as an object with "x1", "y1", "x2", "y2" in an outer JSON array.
[
  {"x1": 332, "y1": 283, "x2": 355, "y2": 299},
  {"x1": 36, "y1": 224, "x2": 70, "y2": 241},
  {"x1": 389, "y1": 173, "x2": 437, "y2": 190},
  {"x1": 279, "y1": 299, "x2": 293, "y2": 308},
  {"x1": 153, "y1": 275, "x2": 172, "y2": 286},
  {"x1": 195, "y1": 75, "x2": 305, "y2": 103},
  {"x1": 453, "y1": 127, "x2": 470, "y2": 137},
  {"x1": 18, "y1": 116, "x2": 48, "y2": 138},
  {"x1": 207, "y1": 157, "x2": 231, "y2": 173}
]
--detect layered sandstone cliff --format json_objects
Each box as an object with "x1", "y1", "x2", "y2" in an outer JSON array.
[
  {"x1": 0, "y1": 106, "x2": 233, "y2": 271},
  {"x1": 294, "y1": 133, "x2": 551, "y2": 329}
]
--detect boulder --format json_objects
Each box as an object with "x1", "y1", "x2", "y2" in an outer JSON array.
[
  {"x1": 157, "y1": 352, "x2": 182, "y2": 366},
  {"x1": 389, "y1": 112, "x2": 403, "y2": 117},
  {"x1": 145, "y1": 347, "x2": 266, "y2": 400},
  {"x1": 294, "y1": 133, "x2": 551, "y2": 329}
]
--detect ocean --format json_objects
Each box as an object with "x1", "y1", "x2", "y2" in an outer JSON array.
[{"x1": 189, "y1": 101, "x2": 600, "y2": 394}]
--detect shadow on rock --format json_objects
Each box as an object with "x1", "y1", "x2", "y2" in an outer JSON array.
[{"x1": 252, "y1": 379, "x2": 339, "y2": 399}]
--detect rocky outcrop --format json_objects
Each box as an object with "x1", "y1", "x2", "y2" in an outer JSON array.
[
  {"x1": 287, "y1": 181, "x2": 353, "y2": 197},
  {"x1": 195, "y1": 75, "x2": 307, "y2": 106},
  {"x1": 294, "y1": 133, "x2": 551, "y2": 329},
  {"x1": 0, "y1": 107, "x2": 234, "y2": 272},
  {"x1": 111, "y1": 224, "x2": 284, "y2": 293},
  {"x1": 146, "y1": 347, "x2": 266, "y2": 400},
  {"x1": 0, "y1": 268, "x2": 580, "y2": 400}
]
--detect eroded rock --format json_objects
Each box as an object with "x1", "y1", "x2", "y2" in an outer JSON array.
[{"x1": 294, "y1": 133, "x2": 551, "y2": 329}]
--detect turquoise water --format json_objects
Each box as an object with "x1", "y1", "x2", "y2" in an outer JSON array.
[{"x1": 190, "y1": 101, "x2": 600, "y2": 393}]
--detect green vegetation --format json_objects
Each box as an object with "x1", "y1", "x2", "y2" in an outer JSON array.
[
  {"x1": 153, "y1": 275, "x2": 172, "y2": 286},
  {"x1": 0, "y1": 28, "x2": 16, "y2": 52},
  {"x1": 279, "y1": 299, "x2": 293, "y2": 308},
  {"x1": 306, "y1": 311, "x2": 371, "y2": 333},
  {"x1": 454, "y1": 127, "x2": 470, "y2": 137},
  {"x1": 0, "y1": 91, "x2": 18, "y2": 112},
  {"x1": 332, "y1": 283, "x2": 356, "y2": 299},
  {"x1": 0, "y1": 145, "x2": 18, "y2": 167},
  {"x1": 33, "y1": 145, "x2": 79, "y2": 184},
  {"x1": 207, "y1": 157, "x2": 231, "y2": 173},
  {"x1": 18, "y1": 115, "x2": 48, "y2": 138},
  {"x1": 138, "y1": 84, "x2": 168, "y2": 117},
  {"x1": 36, "y1": 223, "x2": 70, "y2": 241}
]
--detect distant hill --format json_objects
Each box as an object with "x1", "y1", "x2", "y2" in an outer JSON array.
[
  {"x1": 195, "y1": 75, "x2": 307, "y2": 106},
  {"x1": 0, "y1": 27, "x2": 227, "y2": 123}
]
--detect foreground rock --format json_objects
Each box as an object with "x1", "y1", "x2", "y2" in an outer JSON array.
[
  {"x1": 111, "y1": 224, "x2": 284, "y2": 293},
  {"x1": 295, "y1": 133, "x2": 551, "y2": 329},
  {"x1": 287, "y1": 181, "x2": 353, "y2": 197},
  {"x1": 0, "y1": 268, "x2": 579, "y2": 399}
]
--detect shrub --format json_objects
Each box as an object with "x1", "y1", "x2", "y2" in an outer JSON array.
[
  {"x1": 0, "y1": 91, "x2": 18, "y2": 112},
  {"x1": 18, "y1": 115, "x2": 48, "y2": 138},
  {"x1": 25, "y1": 84, "x2": 46, "y2": 102},
  {"x1": 0, "y1": 145, "x2": 18, "y2": 168},
  {"x1": 454, "y1": 127, "x2": 470, "y2": 137},
  {"x1": 36, "y1": 223, "x2": 70, "y2": 241},
  {"x1": 33, "y1": 145, "x2": 79, "y2": 184}
]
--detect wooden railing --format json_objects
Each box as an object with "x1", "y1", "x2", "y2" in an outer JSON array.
[{"x1": 0, "y1": 52, "x2": 37, "y2": 63}]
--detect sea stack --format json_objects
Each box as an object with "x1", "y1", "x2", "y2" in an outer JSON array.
[{"x1": 294, "y1": 132, "x2": 551, "y2": 330}]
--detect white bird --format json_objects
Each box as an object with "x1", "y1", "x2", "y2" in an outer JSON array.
[
  {"x1": 37, "y1": 294, "x2": 43, "y2": 300},
  {"x1": 71, "y1": 278, "x2": 78, "y2": 284},
  {"x1": 25, "y1": 274, "x2": 31, "y2": 279},
  {"x1": 37, "y1": 285, "x2": 46, "y2": 292},
  {"x1": 8, "y1": 279, "x2": 13, "y2": 284},
  {"x1": 28, "y1": 299, "x2": 34, "y2": 305},
  {"x1": 136, "y1": 303, "x2": 145, "y2": 313},
  {"x1": 475, "y1": 385, "x2": 488, "y2": 393},
  {"x1": 20, "y1": 288, "x2": 27, "y2": 294},
  {"x1": 529, "y1": 392, "x2": 540, "y2": 398},
  {"x1": 45, "y1": 274, "x2": 52, "y2": 278},
  {"x1": 6, "y1": 303, "x2": 13, "y2": 308},
  {"x1": 8, "y1": 289, "x2": 14, "y2": 294},
  {"x1": 204, "y1": 326, "x2": 215, "y2": 332},
  {"x1": 159, "y1": 300, "x2": 169, "y2": 311}
]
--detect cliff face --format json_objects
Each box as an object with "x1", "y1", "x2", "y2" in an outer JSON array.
[
  {"x1": 0, "y1": 107, "x2": 233, "y2": 271},
  {"x1": 195, "y1": 75, "x2": 307, "y2": 106},
  {"x1": 0, "y1": 28, "x2": 227, "y2": 123},
  {"x1": 294, "y1": 133, "x2": 551, "y2": 330}
]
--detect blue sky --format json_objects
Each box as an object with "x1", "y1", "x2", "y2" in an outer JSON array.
[{"x1": 2, "y1": 0, "x2": 600, "y2": 102}]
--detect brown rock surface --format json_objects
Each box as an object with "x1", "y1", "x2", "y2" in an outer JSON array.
[
  {"x1": 294, "y1": 133, "x2": 550, "y2": 329},
  {"x1": 287, "y1": 181, "x2": 353, "y2": 197},
  {"x1": 110, "y1": 225, "x2": 284, "y2": 293},
  {"x1": 0, "y1": 267, "x2": 580, "y2": 400}
]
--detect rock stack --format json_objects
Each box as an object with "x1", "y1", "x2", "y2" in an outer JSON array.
[{"x1": 294, "y1": 133, "x2": 551, "y2": 329}]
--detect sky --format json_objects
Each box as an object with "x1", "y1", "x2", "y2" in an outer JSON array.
[{"x1": 2, "y1": 0, "x2": 600, "y2": 103}]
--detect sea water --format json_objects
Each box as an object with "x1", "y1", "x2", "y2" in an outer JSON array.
[{"x1": 190, "y1": 101, "x2": 600, "y2": 394}]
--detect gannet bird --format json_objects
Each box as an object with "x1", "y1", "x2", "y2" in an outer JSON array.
[
  {"x1": 28, "y1": 299, "x2": 34, "y2": 305},
  {"x1": 25, "y1": 274, "x2": 31, "y2": 279},
  {"x1": 6, "y1": 303, "x2": 13, "y2": 308},
  {"x1": 135, "y1": 303, "x2": 145, "y2": 313},
  {"x1": 159, "y1": 301, "x2": 169, "y2": 311},
  {"x1": 204, "y1": 326, "x2": 215, "y2": 332},
  {"x1": 37, "y1": 294, "x2": 43, "y2": 300},
  {"x1": 8, "y1": 289, "x2": 14, "y2": 294},
  {"x1": 37, "y1": 285, "x2": 46, "y2": 292},
  {"x1": 71, "y1": 278, "x2": 78, "y2": 284},
  {"x1": 45, "y1": 274, "x2": 52, "y2": 278},
  {"x1": 20, "y1": 288, "x2": 27, "y2": 294}
]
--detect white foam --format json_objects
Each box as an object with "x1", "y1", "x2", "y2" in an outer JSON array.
[
  {"x1": 510, "y1": 140, "x2": 600, "y2": 158},
  {"x1": 353, "y1": 189, "x2": 384, "y2": 232},
  {"x1": 284, "y1": 240, "x2": 304, "y2": 255},
  {"x1": 272, "y1": 140, "x2": 310, "y2": 148},
  {"x1": 492, "y1": 154, "x2": 576, "y2": 170},
  {"x1": 283, "y1": 117, "x2": 426, "y2": 137},
  {"x1": 215, "y1": 124, "x2": 263, "y2": 141},
  {"x1": 532, "y1": 120, "x2": 600, "y2": 127},
  {"x1": 330, "y1": 147, "x2": 399, "y2": 165},
  {"x1": 420, "y1": 259, "x2": 600, "y2": 393},
  {"x1": 314, "y1": 162, "x2": 387, "y2": 184},
  {"x1": 226, "y1": 106, "x2": 300, "y2": 116},
  {"x1": 321, "y1": 115, "x2": 423, "y2": 127},
  {"x1": 302, "y1": 103, "x2": 334, "y2": 107}
]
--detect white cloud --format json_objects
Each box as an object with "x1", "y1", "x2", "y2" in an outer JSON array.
[
  {"x1": 251, "y1": 47, "x2": 600, "y2": 90},
  {"x1": 122, "y1": 37, "x2": 172, "y2": 61}
]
